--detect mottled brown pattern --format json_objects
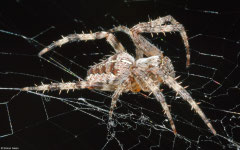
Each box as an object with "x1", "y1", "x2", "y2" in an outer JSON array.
[
  {"x1": 100, "y1": 65, "x2": 106, "y2": 74},
  {"x1": 23, "y1": 16, "x2": 216, "y2": 135}
]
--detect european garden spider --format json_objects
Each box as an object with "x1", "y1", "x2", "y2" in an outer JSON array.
[{"x1": 22, "y1": 15, "x2": 216, "y2": 135}]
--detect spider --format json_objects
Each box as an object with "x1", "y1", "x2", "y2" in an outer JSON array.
[{"x1": 22, "y1": 15, "x2": 216, "y2": 135}]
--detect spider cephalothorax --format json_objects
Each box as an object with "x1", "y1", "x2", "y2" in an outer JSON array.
[{"x1": 22, "y1": 16, "x2": 216, "y2": 135}]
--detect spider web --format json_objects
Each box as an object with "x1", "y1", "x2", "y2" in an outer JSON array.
[{"x1": 0, "y1": 0, "x2": 240, "y2": 150}]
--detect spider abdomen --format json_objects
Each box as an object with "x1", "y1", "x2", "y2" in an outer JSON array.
[
  {"x1": 87, "y1": 52, "x2": 134, "y2": 76},
  {"x1": 85, "y1": 52, "x2": 135, "y2": 91}
]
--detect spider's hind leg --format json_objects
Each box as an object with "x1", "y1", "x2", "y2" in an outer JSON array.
[
  {"x1": 21, "y1": 80, "x2": 115, "y2": 93},
  {"x1": 21, "y1": 81, "x2": 83, "y2": 93}
]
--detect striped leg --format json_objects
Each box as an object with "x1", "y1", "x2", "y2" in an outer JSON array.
[
  {"x1": 38, "y1": 31, "x2": 126, "y2": 56},
  {"x1": 132, "y1": 68, "x2": 177, "y2": 135},
  {"x1": 131, "y1": 15, "x2": 190, "y2": 67}
]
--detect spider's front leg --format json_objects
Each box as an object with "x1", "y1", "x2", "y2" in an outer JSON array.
[
  {"x1": 131, "y1": 15, "x2": 190, "y2": 67},
  {"x1": 108, "y1": 74, "x2": 131, "y2": 121},
  {"x1": 132, "y1": 68, "x2": 177, "y2": 135},
  {"x1": 109, "y1": 85, "x2": 125, "y2": 119},
  {"x1": 163, "y1": 76, "x2": 217, "y2": 135},
  {"x1": 151, "y1": 67, "x2": 217, "y2": 135},
  {"x1": 109, "y1": 25, "x2": 164, "y2": 59},
  {"x1": 38, "y1": 31, "x2": 126, "y2": 56}
]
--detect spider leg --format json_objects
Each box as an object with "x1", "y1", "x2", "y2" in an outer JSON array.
[
  {"x1": 132, "y1": 34, "x2": 164, "y2": 59},
  {"x1": 38, "y1": 31, "x2": 126, "y2": 56},
  {"x1": 22, "y1": 81, "x2": 81, "y2": 92},
  {"x1": 131, "y1": 15, "x2": 190, "y2": 67},
  {"x1": 108, "y1": 72, "x2": 131, "y2": 119},
  {"x1": 109, "y1": 85, "x2": 125, "y2": 119},
  {"x1": 109, "y1": 26, "x2": 163, "y2": 59},
  {"x1": 132, "y1": 68, "x2": 177, "y2": 135},
  {"x1": 21, "y1": 80, "x2": 116, "y2": 93},
  {"x1": 135, "y1": 47, "x2": 144, "y2": 60},
  {"x1": 158, "y1": 74, "x2": 216, "y2": 135}
]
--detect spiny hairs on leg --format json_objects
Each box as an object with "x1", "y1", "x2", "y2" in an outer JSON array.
[
  {"x1": 38, "y1": 31, "x2": 126, "y2": 56},
  {"x1": 108, "y1": 85, "x2": 124, "y2": 120},
  {"x1": 131, "y1": 15, "x2": 190, "y2": 67},
  {"x1": 152, "y1": 15, "x2": 190, "y2": 67},
  {"x1": 21, "y1": 81, "x2": 90, "y2": 93},
  {"x1": 132, "y1": 68, "x2": 177, "y2": 135},
  {"x1": 163, "y1": 76, "x2": 217, "y2": 135},
  {"x1": 160, "y1": 15, "x2": 190, "y2": 67},
  {"x1": 151, "y1": 86, "x2": 177, "y2": 135},
  {"x1": 109, "y1": 16, "x2": 190, "y2": 67}
]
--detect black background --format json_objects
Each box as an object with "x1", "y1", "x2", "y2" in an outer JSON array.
[{"x1": 0, "y1": 0, "x2": 240, "y2": 150}]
